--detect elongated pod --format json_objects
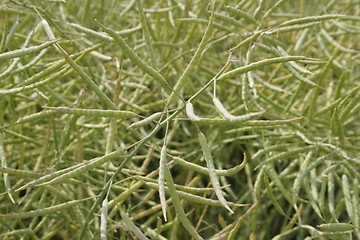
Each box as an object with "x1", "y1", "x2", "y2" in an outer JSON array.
[
  {"x1": 119, "y1": 210, "x2": 149, "y2": 240},
  {"x1": 159, "y1": 145, "x2": 168, "y2": 221},
  {"x1": 128, "y1": 112, "x2": 162, "y2": 129},
  {"x1": 100, "y1": 198, "x2": 108, "y2": 240},
  {"x1": 318, "y1": 223, "x2": 354, "y2": 232},
  {"x1": 172, "y1": 154, "x2": 246, "y2": 176},
  {"x1": 164, "y1": 166, "x2": 204, "y2": 240},
  {"x1": 43, "y1": 107, "x2": 137, "y2": 119},
  {"x1": 198, "y1": 132, "x2": 234, "y2": 214},
  {"x1": 96, "y1": 20, "x2": 182, "y2": 102},
  {"x1": 0, "y1": 39, "x2": 58, "y2": 61},
  {"x1": 186, "y1": 102, "x2": 201, "y2": 121},
  {"x1": 212, "y1": 97, "x2": 262, "y2": 122},
  {"x1": 0, "y1": 197, "x2": 93, "y2": 218}
]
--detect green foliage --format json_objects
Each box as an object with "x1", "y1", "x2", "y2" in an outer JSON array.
[{"x1": 0, "y1": 0, "x2": 359, "y2": 239}]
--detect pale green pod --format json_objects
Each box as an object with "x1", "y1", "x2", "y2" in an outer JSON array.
[
  {"x1": 0, "y1": 39, "x2": 58, "y2": 61},
  {"x1": 295, "y1": 28, "x2": 311, "y2": 51},
  {"x1": 331, "y1": 20, "x2": 360, "y2": 34},
  {"x1": 100, "y1": 198, "x2": 108, "y2": 240},
  {"x1": 208, "y1": 11, "x2": 243, "y2": 28},
  {"x1": 213, "y1": 97, "x2": 262, "y2": 122},
  {"x1": 340, "y1": 91, "x2": 360, "y2": 121},
  {"x1": 314, "y1": 96, "x2": 347, "y2": 117},
  {"x1": 2, "y1": 128, "x2": 41, "y2": 146},
  {"x1": 278, "y1": 14, "x2": 346, "y2": 27},
  {"x1": 16, "y1": 43, "x2": 102, "y2": 87},
  {"x1": 268, "y1": 22, "x2": 319, "y2": 35},
  {"x1": 136, "y1": 0, "x2": 157, "y2": 69},
  {"x1": 318, "y1": 223, "x2": 354, "y2": 232},
  {"x1": 16, "y1": 149, "x2": 126, "y2": 192},
  {"x1": 192, "y1": 117, "x2": 302, "y2": 126},
  {"x1": 316, "y1": 35, "x2": 346, "y2": 70},
  {"x1": 217, "y1": 56, "x2": 311, "y2": 82},
  {"x1": 79, "y1": 180, "x2": 112, "y2": 240},
  {"x1": 266, "y1": 163, "x2": 292, "y2": 204},
  {"x1": 241, "y1": 74, "x2": 249, "y2": 110},
  {"x1": 138, "y1": 175, "x2": 231, "y2": 194},
  {"x1": 263, "y1": 174, "x2": 286, "y2": 216},
  {"x1": 255, "y1": 145, "x2": 315, "y2": 169},
  {"x1": 276, "y1": 46, "x2": 314, "y2": 75},
  {"x1": 167, "y1": 8, "x2": 215, "y2": 104},
  {"x1": 0, "y1": 167, "x2": 43, "y2": 179},
  {"x1": 253, "y1": 166, "x2": 266, "y2": 200},
  {"x1": 293, "y1": 154, "x2": 325, "y2": 203},
  {"x1": 0, "y1": 197, "x2": 93, "y2": 218},
  {"x1": 279, "y1": 158, "x2": 299, "y2": 178},
  {"x1": 198, "y1": 132, "x2": 234, "y2": 214},
  {"x1": 310, "y1": 169, "x2": 319, "y2": 201},
  {"x1": 342, "y1": 174, "x2": 353, "y2": 222},
  {"x1": 333, "y1": 107, "x2": 346, "y2": 146},
  {"x1": 164, "y1": 165, "x2": 204, "y2": 240},
  {"x1": 320, "y1": 28, "x2": 359, "y2": 54},
  {"x1": 15, "y1": 160, "x2": 89, "y2": 192},
  {"x1": 55, "y1": 43, "x2": 118, "y2": 111},
  {"x1": 14, "y1": 110, "x2": 58, "y2": 125},
  {"x1": 0, "y1": 18, "x2": 33, "y2": 79},
  {"x1": 246, "y1": 45, "x2": 258, "y2": 97},
  {"x1": 352, "y1": 178, "x2": 359, "y2": 229},
  {"x1": 172, "y1": 154, "x2": 246, "y2": 177},
  {"x1": 5, "y1": 15, "x2": 19, "y2": 46},
  {"x1": 0, "y1": 59, "x2": 74, "y2": 96},
  {"x1": 0, "y1": 56, "x2": 20, "y2": 80},
  {"x1": 258, "y1": 45, "x2": 318, "y2": 87},
  {"x1": 96, "y1": 20, "x2": 179, "y2": 98},
  {"x1": 321, "y1": 165, "x2": 338, "y2": 177},
  {"x1": 0, "y1": 48, "x2": 48, "y2": 80},
  {"x1": 304, "y1": 179, "x2": 323, "y2": 219},
  {"x1": 327, "y1": 173, "x2": 337, "y2": 220},
  {"x1": 0, "y1": 133, "x2": 15, "y2": 203},
  {"x1": 143, "y1": 181, "x2": 245, "y2": 208},
  {"x1": 70, "y1": 23, "x2": 113, "y2": 41},
  {"x1": 141, "y1": 224, "x2": 167, "y2": 240},
  {"x1": 252, "y1": 144, "x2": 288, "y2": 160},
  {"x1": 128, "y1": 112, "x2": 163, "y2": 129},
  {"x1": 159, "y1": 145, "x2": 168, "y2": 222},
  {"x1": 120, "y1": 209, "x2": 149, "y2": 240},
  {"x1": 43, "y1": 107, "x2": 137, "y2": 119},
  {"x1": 231, "y1": 29, "x2": 266, "y2": 52},
  {"x1": 186, "y1": 102, "x2": 201, "y2": 121},
  {"x1": 224, "y1": 6, "x2": 258, "y2": 25},
  {"x1": 37, "y1": 149, "x2": 126, "y2": 186},
  {"x1": 301, "y1": 225, "x2": 328, "y2": 236},
  {"x1": 252, "y1": 73, "x2": 292, "y2": 95},
  {"x1": 41, "y1": 18, "x2": 56, "y2": 41},
  {"x1": 1, "y1": 229, "x2": 36, "y2": 238}
]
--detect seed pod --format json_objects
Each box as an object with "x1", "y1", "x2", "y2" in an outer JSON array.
[
  {"x1": 159, "y1": 145, "x2": 168, "y2": 221},
  {"x1": 100, "y1": 198, "x2": 108, "y2": 240},
  {"x1": 128, "y1": 112, "x2": 162, "y2": 129},
  {"x1": 318, "y1": 223, "x2": 354, "y2": 232},
  {"x1": 0, "y1": 197, "x2": 93, "y2": 219},
  {"x1": 186, "y1": 102, "x2": 201, "y2": 121},
  {"x1": 198, "y1": 132, "x2": 234, "y2": 214},
  {"x1": 43, "y1": 107, "x2": 137, "y2": 119},
  {"x1": 0, "y1": 39, "x2": 58, "y2": 61},
  {"x1": 213, "y1": 97, "x2": 262, "y2": 122}
]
